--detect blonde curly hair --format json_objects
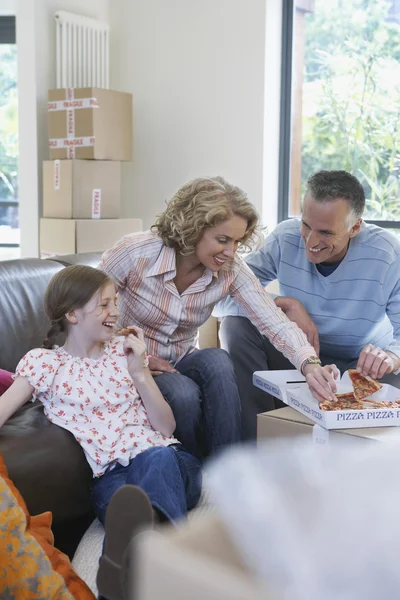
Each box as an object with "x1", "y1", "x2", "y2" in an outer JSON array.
[{"x1": 153, "y1": 176, "x2": 260, "y2": 255}]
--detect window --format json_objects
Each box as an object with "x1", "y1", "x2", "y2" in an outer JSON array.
[
  {"x1": 280, "y1": 0, "x2": 400, "y2": 229},
  {"x1": 0, "y1": 15, "x2": 18, "y2": 260}
]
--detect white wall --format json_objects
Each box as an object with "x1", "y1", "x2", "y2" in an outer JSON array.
[
  {"x1": 109, "y1": 0, "x2": 279, "y2": 231},
  {"x1": 0, "y1": 0, "x2": 14, "y2": 14},
  {"x1": 16, "y1": 0, "x2": 109, "y2": 257}
]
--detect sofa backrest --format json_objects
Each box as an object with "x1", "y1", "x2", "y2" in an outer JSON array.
[
  {"x1": 0, "y1": 253, "x2": 103, "y2": 373},
  {"x1": 0, "y1": 258, "x2": 65, "y2": 372}
]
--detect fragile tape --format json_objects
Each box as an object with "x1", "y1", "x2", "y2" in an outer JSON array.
[
  {"x1": 48, "y1": 89, "x2": 99, "y2": 157},
  {"x1": 48, "y1": 97, "x2": 100, "y2": 111},
  {"x1": 49, "y1": 136, "x2": 95, "y2": 158},
  {"x1": 92, "y1": 189, "x2": 101, "y2": 219},
  {"x1": 53, "y1": 159, "x2": 60, "y2": 190}
]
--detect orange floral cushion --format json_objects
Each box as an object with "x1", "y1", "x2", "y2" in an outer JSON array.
[{"x1": 0, "y1": 453, "x2": 95, "y2": 600}]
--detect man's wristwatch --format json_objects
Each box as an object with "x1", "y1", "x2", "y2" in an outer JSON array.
[{"x1": 301, "y1": 355, "x2": 321, "y2": 375}]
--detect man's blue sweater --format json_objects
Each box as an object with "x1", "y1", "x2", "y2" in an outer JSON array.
[{"x1": 214, "y1": 219, "x2": 400, "y2": 362}]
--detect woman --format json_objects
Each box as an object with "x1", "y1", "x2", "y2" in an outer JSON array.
[{"x1": 101, "y1": 176, "x2": 338, "y2": 457}]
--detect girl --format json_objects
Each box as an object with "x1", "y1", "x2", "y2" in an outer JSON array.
[{"x1": 0, "y1": 265, "x2": 202, "y2": 600}]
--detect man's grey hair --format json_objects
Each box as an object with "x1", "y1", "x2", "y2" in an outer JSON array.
[{"x1": 306, "y1": 170, "x2": 365, "y2": 231}]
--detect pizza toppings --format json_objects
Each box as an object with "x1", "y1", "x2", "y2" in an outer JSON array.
[
  {"x1": 348, "y1": 369, "x2": 382, "y2": 401},
  {"x1": 318, "y1": 372, "x2": 391, "y2": 412},
  {"x1": 320, "y1": 397, "x2": 364, "y2": 411}
]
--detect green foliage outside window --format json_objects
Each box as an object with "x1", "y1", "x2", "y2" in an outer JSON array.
[
  {"x1": 0, "y1": 44, "x2": 18, "y2": 203},
  {"x1": 302, "y1": 0, "x2": 400, "y2": 220}
]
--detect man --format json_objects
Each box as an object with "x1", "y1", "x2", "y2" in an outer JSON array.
[{"x1": 215, "y1": 170, "x2": 400, "y2": 439}]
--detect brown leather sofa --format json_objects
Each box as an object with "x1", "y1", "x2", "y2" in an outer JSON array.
[{"x1": 0, "y1": 252, "x2": 102, "y2": 558}]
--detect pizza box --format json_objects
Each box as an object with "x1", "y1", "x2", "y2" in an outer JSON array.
[{"x1": 253, "y1": 369, "x2": 400, "y2": 430}]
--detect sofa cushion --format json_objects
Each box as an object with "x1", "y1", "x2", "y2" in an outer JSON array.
[
  {"x1": 0, "y1": 401, "x2": 93, "y2": 523},
  {"x1": 0, "y1": 258, "x2": 65, "y2": 372},
  {"x1": 0, "y1": 474, "x2": 74, "y2": 599},
  {"x1": 0, "y1": 369, "x2": 13, "y2": 395},
  {"x1": 0, "y1": 453, "x2": 95, "y2": 599}
]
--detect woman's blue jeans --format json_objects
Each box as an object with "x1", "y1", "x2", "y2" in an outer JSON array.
[{"x1": 155, "y1": 348, "x2": 242, "y2": 458}]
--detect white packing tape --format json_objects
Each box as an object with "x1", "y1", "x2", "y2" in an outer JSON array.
[
  {"x1": 66, "y1": 88, "x2": 75, "y2": 141},
  {"x1": 48, "y1": 97, "x2": 100, "y2": 111},
  {"x1": 48, "y1": 88, "x2": 99, "y2": 157},
  {"x1": 49, "y1": 136, "x2": 95, "y2": 159},
  {"x1": 53, "y1": 159, "x2": 60, "y2": 190},
  {"x1": 92, "y1": 189, "x2": 101, "y2": 219},
  {"x1": 312, "y1": 424, "x2": 330, "y2": 446}
]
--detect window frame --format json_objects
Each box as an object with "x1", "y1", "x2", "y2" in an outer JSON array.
[{"x1": 278, "y1": 1, "x2": 400, "y2": 229}]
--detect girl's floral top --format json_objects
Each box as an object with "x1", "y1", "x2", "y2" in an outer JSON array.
[{"x1": 15, "y1": 337, "x2": 179, "y2": 476}]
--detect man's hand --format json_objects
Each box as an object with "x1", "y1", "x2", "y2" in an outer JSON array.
[
  {"x1": 148, "y1": 355, "x2": 179, "y2": 377},
  {"x1": 303, "y1": 363, "x2": 339, "y2": 403},
  {"x1": 356, "y1": 344, "x2": 399, "y2": 379},
  {"x1": 275, "y1": 297, "x2": 320, "y2": 355}
]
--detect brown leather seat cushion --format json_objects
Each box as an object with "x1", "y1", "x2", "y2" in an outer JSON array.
[{"x1": 0, "y1": 401, "x2": 93, "y2": 523}]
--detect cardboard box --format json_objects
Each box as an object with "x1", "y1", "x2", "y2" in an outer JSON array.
[
  {"x1": 254, "y1": 369, "x2": 400, "y2": 430},
  {"x1": 198, "y1": 316, "x2": 219, "y2": 349},
  {"x1": 257, "y1": 406, "x2": 400, "y2": 446},
  {"x1": 43, "y1": 160, "x2": 121, "y2": 219},
  {"x1": 136, "y1": 515, "x2": 270, "y2": 600},
  {"x1": 48, "y1": 88, "x2": 133, "y2": 160},
  {"x1": 40, "y1": 218, "x2": 142, "y2": 256}
]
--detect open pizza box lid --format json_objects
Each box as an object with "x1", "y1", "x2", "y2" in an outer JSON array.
[{"x1": 253, "y1": 369, "x2": 400, "y2": 430}]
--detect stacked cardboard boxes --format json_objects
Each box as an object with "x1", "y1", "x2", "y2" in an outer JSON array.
[{"x1": 40, "y1": 87, "x2": 142, "y2": 257}]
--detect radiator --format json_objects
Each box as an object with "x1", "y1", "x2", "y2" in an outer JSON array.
[{"x1": 55, "y1": 10, "x2": 110, "y2": 89}]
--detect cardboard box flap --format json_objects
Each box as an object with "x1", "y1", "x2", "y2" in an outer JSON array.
[{"x1": 253, "y1": 370, "x2": 306, "y2": 403}]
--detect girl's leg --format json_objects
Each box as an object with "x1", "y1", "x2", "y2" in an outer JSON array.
[
  {"x1": 125, "y1": 445, "x2": 202, "y2": 521},
  {"x1": 176, "y1": 348, "x2": 243, "y2": 456},
  {"x1": 97, "y1": 485, "x2": 153, "y2": 600},
  {"x1": 91, "y1": 462, "x2": 129, "y2": 525},
  {"x1": 121, "y1": 446, "x2": 203, "y2": 600},
  {"x1": 97, "y1": 446, "x2": 202, "y2": 600}
]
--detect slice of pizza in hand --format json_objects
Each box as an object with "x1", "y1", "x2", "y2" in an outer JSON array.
[
  {"x1": 348, "y1": 369, "x2": 383, "y2": 401},
  {"x1": 115, "y1": 327, "x2": 138, "y2": 337}
]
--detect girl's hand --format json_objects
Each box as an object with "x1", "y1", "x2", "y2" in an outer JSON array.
[
  {"x1": 123, "y1": 325, "x2": 148, "y2": 378},
  {"x1": 303, "y1": 363, "x2": 339, "y2": 403}
]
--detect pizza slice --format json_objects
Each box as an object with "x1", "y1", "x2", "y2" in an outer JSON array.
[
  {"x1": 363, "y1": 399, "x2": 400, "y2": 409},
  {"x1": 115, "y1": 327, "x2": 138, "y2": 337},
  {"x1": 319, "y1": 393, "x2": 364, "y2": 411},
  {"x1": 348, "y1": 369, "x2": 383, "y2": 401}
]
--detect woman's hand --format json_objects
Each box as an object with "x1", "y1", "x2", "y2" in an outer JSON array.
[
  {"x1": 148, "y1": 355, "x2": 178, "y2": 377},
  {"x1": 123, "y1": 326, "x2": 149, "y2": 379},
  {"x1": 303, "y1": 363, "x2": 339, "y2": 403}
]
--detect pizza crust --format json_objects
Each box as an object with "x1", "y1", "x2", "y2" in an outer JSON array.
[{"x1": 115, "y1": 327, "x2": 138, "y2": 337}]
